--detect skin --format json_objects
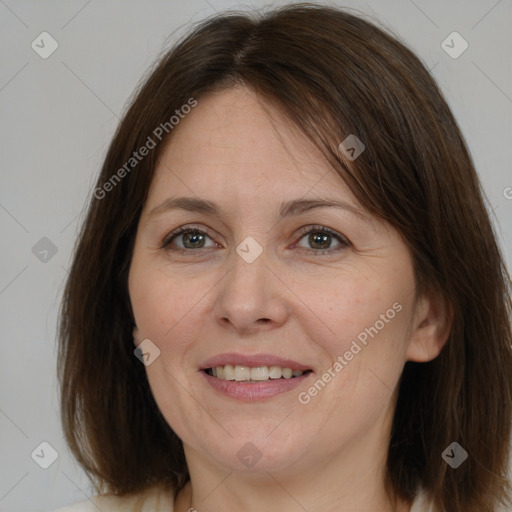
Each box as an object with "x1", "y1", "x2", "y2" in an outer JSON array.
[{"x1": 128, "y1": 85, "x2": 451, "y2": 512}]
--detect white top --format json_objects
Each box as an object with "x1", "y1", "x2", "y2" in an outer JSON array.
[{"x1": 51, "y1": 484, "x2": 434, "y2": 512}]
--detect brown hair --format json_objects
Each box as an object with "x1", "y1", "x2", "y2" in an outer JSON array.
[{"x1": 57, "y1": 3, "x2": 512, "y2": 510}]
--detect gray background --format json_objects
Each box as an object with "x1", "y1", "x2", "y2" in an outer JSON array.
[{"x1": 1, "y1": 0, "x2": 511, "y2": 510}]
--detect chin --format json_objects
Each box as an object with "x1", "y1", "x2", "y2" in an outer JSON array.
[{"x1": 194, "y1": 427, "x2": 314, "y2": 475}]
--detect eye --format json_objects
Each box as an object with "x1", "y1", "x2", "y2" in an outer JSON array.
[
  {"x1": 161, "y1": 224, "x2": 350, "y2": 255},
  {"x1": 161, "y1": 225, "x2": 218, "y2": 251},
  {"x1": 294, "y1": 225, "x2": 350, "y2": 255}
]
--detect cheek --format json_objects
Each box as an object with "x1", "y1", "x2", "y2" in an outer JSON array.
[
  {"x1": 130, "y1": 260, "x2": 203, "y2": 345},
  {"x1": 302, "y1": 268, "x2": 413, "y2": 400},
  {"x1": 295, "y1": 270, "x2": 398, "y2": 354},
  {"x1": 129, "y1": 261, "x2": 208, "y2": 438}
]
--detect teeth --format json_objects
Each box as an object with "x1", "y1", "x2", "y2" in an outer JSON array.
[
  {"x1": 223, "y1": 365, "x2": 235, "y2": 380},
  {"x1": 250, "y1": 366, "x2": 269, "y2": 381},
  {"x1": 268, "y1": 366, "x2": 282, "y2": 379},
  {"x1": 234, "y1": 365, "x2": 251, "y2": 381},
  {"x1": 209, "y1": 365, "x2": 307, "y2": 382}
]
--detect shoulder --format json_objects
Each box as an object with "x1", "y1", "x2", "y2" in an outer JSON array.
[
  {"x1": 51, "y1": 484, "x2": 176, "y2": 512},
  {"x1": 410, "y1": 489, "x2": 434, "y2": 512}
]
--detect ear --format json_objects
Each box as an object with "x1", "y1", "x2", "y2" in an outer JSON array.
[{"x1": 406, "y1": 290, "x2": 453, "y2": 362}]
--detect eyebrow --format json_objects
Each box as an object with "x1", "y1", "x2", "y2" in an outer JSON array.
[{"x1": 148, "y1": 196, "x2": 369, "y2": 222}]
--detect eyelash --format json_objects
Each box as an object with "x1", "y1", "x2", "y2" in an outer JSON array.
[{"x1": 160, "y1": 224, "x2": 350, "y2": 256}]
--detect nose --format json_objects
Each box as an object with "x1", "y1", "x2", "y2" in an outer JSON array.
[{"x1": 213, "y1": 247, "x2": 290, "y2": 335}]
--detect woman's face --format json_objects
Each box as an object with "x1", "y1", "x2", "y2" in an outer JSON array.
[{"x1": 128, "y1": 85, "x2": 436, "y2": 477}]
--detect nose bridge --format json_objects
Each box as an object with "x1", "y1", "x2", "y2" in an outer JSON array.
[
  {"x1": 214, "y1": 238, "x2": 288, "y2": 332},
  {"x1": 226, "y1": 239, "x2": 270, "y2": 306}
]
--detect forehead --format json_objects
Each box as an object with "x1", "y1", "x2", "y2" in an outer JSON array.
[{"x1": 147, "y1": 85, "x2": 358, "y2": 209}]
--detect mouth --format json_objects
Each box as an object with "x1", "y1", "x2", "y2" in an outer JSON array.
[
  {"x1": 204, "y1": 365, "x2": 313, "y2": 383},
  {"x1": 199, "y1": 353, "x2": 314, "y2": 400}
]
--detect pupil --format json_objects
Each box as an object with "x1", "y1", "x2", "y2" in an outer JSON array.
[
  {"x1": 184, "y1": 232, "x2": 204, "y2": 248},
  {"x1": 310, "y1": 232, "x2": 330, "y2": 249}
]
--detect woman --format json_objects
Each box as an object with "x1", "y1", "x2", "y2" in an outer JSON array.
[{"x1": 55, "y1": 3, "x2": 512, "y2": 512}]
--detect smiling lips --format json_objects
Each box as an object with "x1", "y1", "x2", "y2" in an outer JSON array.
[
  {"x1": 201, "y1": 353, "x2": 312, "y2": 379},
  {"x1": 200, "y1": 353, "x2": 314, "y2": 400}
]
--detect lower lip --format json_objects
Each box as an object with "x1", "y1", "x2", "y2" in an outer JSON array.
[{"x1": 201, "y1": 371, "x2": 313, "y2": 401}]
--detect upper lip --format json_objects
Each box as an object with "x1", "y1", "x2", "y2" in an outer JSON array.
[{"x1": 200, "y1": 353, "x2": 312, "y2": 372}]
